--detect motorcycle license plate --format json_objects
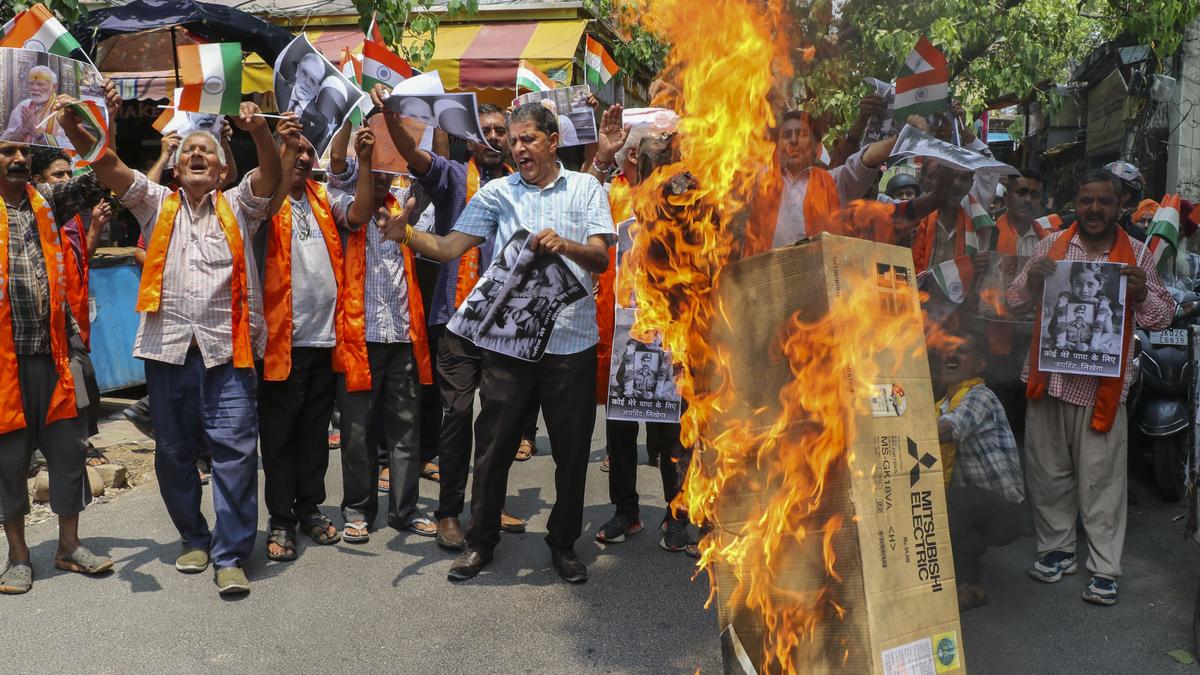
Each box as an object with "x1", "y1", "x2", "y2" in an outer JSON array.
[{"x1": 1149, "y1": 328, "x2": 1188, "y2": 346}]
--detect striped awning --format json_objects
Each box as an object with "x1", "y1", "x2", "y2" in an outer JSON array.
[{"x1": 402, "y1": 20, "x2": 587, "y2": 91}]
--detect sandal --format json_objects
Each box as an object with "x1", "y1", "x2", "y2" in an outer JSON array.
[
  {"x1": 406, "y1": 516, "x2": 437, "y2": 537},
  {"x1": 0, "y1": 560, "x2": 33, "y2": 594},
  {"x1": 377, "y1": 468, "x2": 390, "y2": 494},
  {"x1": 266, "y1": 527, "x2": 298, "y2": 562},
  {"x1": 54, "y1": 545, "x2": 113, "y2": 575},
  {"x1": 85, "y1": 443, "x2": 109, "y2": 467},
  {"x1": 600, "y1": 455, "x2": 610, "y2": 473},
  {"x1": 515, "y1": 439, "x2": 536, "y2": 462},
  {"x1": 420, "y1": 462, "x2": 440, "y2": 482},
  {"x1": 301, "y1": 514, "x2": 341, "y2": 545},
  {"x1": 343, "y1": 521, "x2": 370, "y2": 544}
]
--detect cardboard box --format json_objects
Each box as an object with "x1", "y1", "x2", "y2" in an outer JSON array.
[{"x1": 709, "y1": 233, "x2": 964, "y2": 674}]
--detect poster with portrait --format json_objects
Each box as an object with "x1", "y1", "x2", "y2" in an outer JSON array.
[
  {"x1": 447, "y1": 229, "x2": 589, "y2": 361},
  {"x1": 383, "y1": 91, "x2": 495, "y2": 149},
  {"x1": 365, "y1": 112, "x2": 434, "y2": 175},
  {"x1": 273, "y1": 35, "x2": 365, "y2": 158},
  {"x1": 512, "y1": 85, "x2": 597, "y2": 147},
  {"x1": 1037, "y1": 261, "x2": 1127, "y2": 377},
  {"x1": 606, "y1": 307, "x2": 682, "y2": 423},
  {"x1": 0, "y1": 47, "x2": 106, "y2": 156}
]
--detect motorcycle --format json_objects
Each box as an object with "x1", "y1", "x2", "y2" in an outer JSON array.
[{"x1": 1129, "y1": 294, "x2": 1198, "y2": 502}]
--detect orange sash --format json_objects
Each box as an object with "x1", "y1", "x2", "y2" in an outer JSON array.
[
  {"x1": 1025, "y1": 224, "x2": 1136, "y2": 432},
  {"x1": 137, "y1": 190, "x2": 253, "y2": 368},
  {"x1": 61, "y1": 214, "x2": 90, "y2": 349},
  {"x1": 913, "y1": 207, "x2": 968, "y2": 273},
  {"x1": 801, "y1": 167, "x2": 840, "y2": 237},
  {"x1": 0, "y1": 185, "x2": 77, "y2": 434},
  {"x1": 595, "y1": 175, "x2": 632, "y2": 402},
  {"x1": 263, "y1": 180, "x2": 346, "y2": 381},
  {"x1": 995, "y1": 213, "x2": 1060, "y2": 255},
  {"x1": 340, "y1": 195, "x2": 433, "y2": 389},
  {"x1": 453, "y1": 159, "x2": 512, "y2": 308}
]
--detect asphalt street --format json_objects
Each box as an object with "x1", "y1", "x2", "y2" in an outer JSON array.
[{"x1": 3, "y1": 406, "x2": 1200, "y2": 674}]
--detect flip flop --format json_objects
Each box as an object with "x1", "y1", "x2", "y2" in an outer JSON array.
[
  {"x1": 54, "y1": 545, "x2": 113, "y2": 575},
  {"x1": 406, "y1": 516, "x2": 437, "y2": 537},
  {"x1": 377, "y1": 469, "x2": 391, "y2": 494},
  {"x1": 420, "y1": 462, "x2": 440, "y2": 482},
  {"x1": 0, "y1": 560, "x2": 32, "y2": 594},
  {"x1": 343, "y1": 521, "x2": 370, "y2": 544}
]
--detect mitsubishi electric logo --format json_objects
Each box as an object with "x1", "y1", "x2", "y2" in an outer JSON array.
[{"x1": 908, "y1": 437, "x2": 937, "y2": 487}]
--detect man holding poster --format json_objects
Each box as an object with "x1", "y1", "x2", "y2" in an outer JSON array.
[{"x1": 1007, "y1": 169, "x2": 1174, "y2": 607}]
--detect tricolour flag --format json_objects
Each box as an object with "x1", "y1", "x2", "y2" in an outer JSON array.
[
  {"x1": 516, "y1": 60, "x2": 556, "y2": 93},
  {"x1": 340, "y1": 48, "x2": 369, "y2": 126},
  {"x1": 893, "y1": 36, "x2": 948, "y2": 122},
  {"x1": 361, "y1": 39, "x2": 413, "y2": 92},
  {"x1": 176, "y1": 43, "x2": 243, "y2": 115},
  {"x1": 62, "y1": 100, "x2": 108, "y2": 164},
  {"x1": 584, "y1": 35, "x2": 618, "y2": 89},
  {"x1": 367, "y1": 12, "x2": 385, "y2": 44},
  {"x1": 0, "y1": 3, "x2": 88, "y2": 63},
  {"x1": 931, "y1": 255, "x2": 975, "y2": 304},
  {"x1": 1147, "y1": 193, "x2": 1182, "y2": 273}
]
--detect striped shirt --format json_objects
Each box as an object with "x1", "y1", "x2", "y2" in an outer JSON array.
[
  {"x1": 362, "y1": 205, "x2": 412, "y2": 344},
  {"x1": 453, "y1": 163, "x2": 615, "y2": 355},
  {"x1": 939, "y1": 382, "x2": 1025, "y2": 503},
  {"x1": 119, "y1": 171, "x2": 270, "y2": 368},
  {"x1": 1007, "y1": 229, "x2": 1175, "y2": 406}
]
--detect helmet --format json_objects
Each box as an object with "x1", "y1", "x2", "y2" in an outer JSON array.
[
  {"x1": 1103, "y1": 161, "x2": 1144, "y2": 196},
  {"x1": 885, "y1": 172, "x2": 921, "y2": 198}
]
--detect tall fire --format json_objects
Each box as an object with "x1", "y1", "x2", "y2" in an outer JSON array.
[{"x1": 617, "y1": 1, "x2": 964, "y2": 673}]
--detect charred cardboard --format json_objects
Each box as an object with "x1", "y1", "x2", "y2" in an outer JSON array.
[{"x1": 709, "y1": 233, "x2": 964, "y2": 674}]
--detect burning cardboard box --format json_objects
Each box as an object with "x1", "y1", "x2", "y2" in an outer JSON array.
[{"x1": 705, "y1": 233, "x2": 964, "y2": 674}]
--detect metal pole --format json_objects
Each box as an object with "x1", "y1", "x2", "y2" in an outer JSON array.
[{"x1": 170, "y1": 26, "x2": 180, "y2": 89}]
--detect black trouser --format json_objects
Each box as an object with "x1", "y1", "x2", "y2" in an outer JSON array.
[
  {"x1": 607, "y1": 419, "x2": 687, "y2": 516},
  {"x1": 419, "y1": 323, "x2": 446, "y2": 463},
  {"x1": 258, "y1": 347, "x2": 336, "y2": 530},
  {"x1": 338, "y1": 342, "x2": 421, "y2": 528},
  {"x1": 465, "y1": 347, "x2": 595, "y2": 554},
  {"x1": 435, "y1": 331, "x2": 538, "y2": 520},
  {"x1": 947, "y1": 484, "x2": 1031, "y2": 583}
]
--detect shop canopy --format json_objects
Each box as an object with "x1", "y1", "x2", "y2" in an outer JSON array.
[{"x1": 401, "y1": 20, "x2": 587, "y2": 91}]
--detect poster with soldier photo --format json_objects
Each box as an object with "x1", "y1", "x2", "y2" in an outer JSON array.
[
  {"x1": 512, "y1": 85, "x2": 598, "y2": 147},
  {"x1": 447, "y1": 228, "x2": 589, "y2": 361},
  {"x1": 1037, "y1": 260, "x2": 1127, "y2": 377},
  {"x1": 606, "y1": 307, "x2": 682, "y2": 423},
  {"x1": 0, "y1": 47, "x2": 106, "y2": 155},
  {"x1": 273, "y1": 35, "x2": 365, "y2": 158}
]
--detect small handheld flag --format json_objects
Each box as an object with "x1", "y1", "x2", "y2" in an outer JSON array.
[
  {"x1": 584, "y1": 36, "x2": 619, "y2": 90},
  {"x1": 1147, "y1": 194, "x2": 1182, "y2": 273},
  {"x1": 361, "y1": 39, "x2": 413, "y2": 92},
  {"x1": 0, "y1": 3, "x2": 94, "y2": 67},
  {"x1": 894, "y1": 36, "x2": 949, "y2": 122},
  {"x1": 931, "y1": 256, "x2": 975, "y2": 304},
  {"x1": 516, "y1": 60, "x2": 557, "y2": 93},
  {"x1": 176, "y1": 43, "x2": 243, "y2": 115}
]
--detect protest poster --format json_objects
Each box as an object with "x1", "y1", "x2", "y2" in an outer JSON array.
[
  {"x1": 889, "y1": 123, "x2": 1019, "y2": 178},
  {"x1": 383, "y1": 91, "x2": 492, "y2": 148},
  {"x1": 512, "y1": 84, "x2": 597, "y2": 147},
  {"x1": 365, "y1": 113, "x2": 433, "y2": 175},
  {"x1": 447, "y1": 229, "x2": 589, "y2": 362},
  {"x1": 606, "y1": 307, "x2": 682, "y2": 423},
  {"x1": 273, "y1": 35, "x2": 365, "y2": 158},
  {"x1": 1037, "y1": 261, "x2": 1127, "y2": 377},
  {"x1": 861, "y1": 77, "x2": 896, "y2": 144},
  {"x1": 0, "y1": 47, "x2": 106, "y2": 156}
]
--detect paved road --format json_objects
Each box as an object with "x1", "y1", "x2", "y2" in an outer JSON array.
[{"x1": 4, "y1": 405, "x2": 1200, "y2": 674}]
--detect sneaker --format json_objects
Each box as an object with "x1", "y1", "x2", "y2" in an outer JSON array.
[
  {"x1": 595, "y1": 512, "x2": 644, "y2": 544},
  {"x1": 660, "y1": 516, "x2": 691, "y2": 552},
  {"x1": 1082, "y1": 576, "x2": 1118, "y2": 606},
  {"x1": 1028, "y1": 551, "x2": 1077, "y2": 583},
  {"x1": 213, "y1": 565, "x2": 250, "y2": 595},
  {"x1": 550, "y1": 548, "x2": 588, "y2": 583},
  {"x1": 175, "y1": 548, "x2": 210, "y2": 574}
]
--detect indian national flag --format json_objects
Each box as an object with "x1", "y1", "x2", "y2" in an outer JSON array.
[
  {"x1": 584, "y1": 35, "x2": 618, "y2": 89},
  {"x1": 893, "y1": 36, "x2": 948, "y2": 122},
  {"x1": 931, "y1": 255, "x2": 974, "y2": 304},
  {"x1": 516, "y1": 60, "x2": 556, "y2": 93},
  {"x1": 367, "y1": 12, "x2": 385, "y2": 44},
  {"x1": 176, "y1": 43, "x2": 243, "y2": 115},
  {"x1": 962, "y1": 194, "x2": 994, "y2": 254},
  {"x1": 340, "y1": 48, "x2": 370, "y2": 125},
  {"x1": 0, "y1": 3, "x2": 87, "y2": 61},
  {"x1": 1147, "y1": 193, "x2": 1182, "y2": 273},
  {"x1": 361, "y1": 39, "x2": 413, "y2": 92},
  {"x1": 62, "y1": 100, "x2": 108, "y2": 164}
]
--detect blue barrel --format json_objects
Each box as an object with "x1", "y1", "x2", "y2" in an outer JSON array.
[{"x1": 88, "y1": 250, "x2": 144, "y2": 392}]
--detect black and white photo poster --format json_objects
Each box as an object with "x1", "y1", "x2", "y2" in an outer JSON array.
[
  {"x1": 273, "y1": 35, "x2": 365, "y2": 158},
  {"x1": 606, "y1": 307, "x2": 682, "y2": 423},
  {"x1": 384, "y1": 91, "x2": 492, "y2": 147},
  {"x1": 1037, "y1": 260, "x2": 1127, "y2": 377},
  {"x1": 447, "y1": 229, "x2": 588, "y2": 361},
  {"x1": 512, "y1": 85, "x2": 597, "y2": 147}
]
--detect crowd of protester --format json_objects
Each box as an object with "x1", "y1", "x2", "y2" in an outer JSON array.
[{"x1": 0, "y1": 71, "x2": 1191, "y2": 610}]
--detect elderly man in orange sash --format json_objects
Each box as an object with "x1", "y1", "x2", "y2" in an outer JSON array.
[
  {"x1": 0, "y1": 135, "x2": 113, "y2": 594},
  {"x1": 1007, "y1": 169, "x2": 1174, "y2": 607},
  {"x1": 256, "y1": 120, "x2": 379, "y2": 561},
  {"x1": 60, "y1": 102, "x2": 283, "y2": 596}
]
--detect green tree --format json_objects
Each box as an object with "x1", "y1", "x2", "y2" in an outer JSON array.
[
  {"x1": 1, "y1": 0, "x2": 86, "y2": 23},
  {"x1": 584, "y1": 0, "x2": 670, "y2": 76},
  {"x1": 349, "y1": 0, "x2": 478, "y2": 70}
]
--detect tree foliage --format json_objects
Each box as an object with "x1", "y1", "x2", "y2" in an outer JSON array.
[
  {"x1": 585, "y1": 0, "x2": 670, "y2": 76},
  {"x1": 1, "y1": 0, "x2": 85, "y2": 23},
  {"x1": 350, "y1": 0, "x2": 478, "y2": 70}
]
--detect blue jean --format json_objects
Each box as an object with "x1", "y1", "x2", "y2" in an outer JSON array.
[{"x1": 145, "y1": 347, "x2": 259, "y2": 568}]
